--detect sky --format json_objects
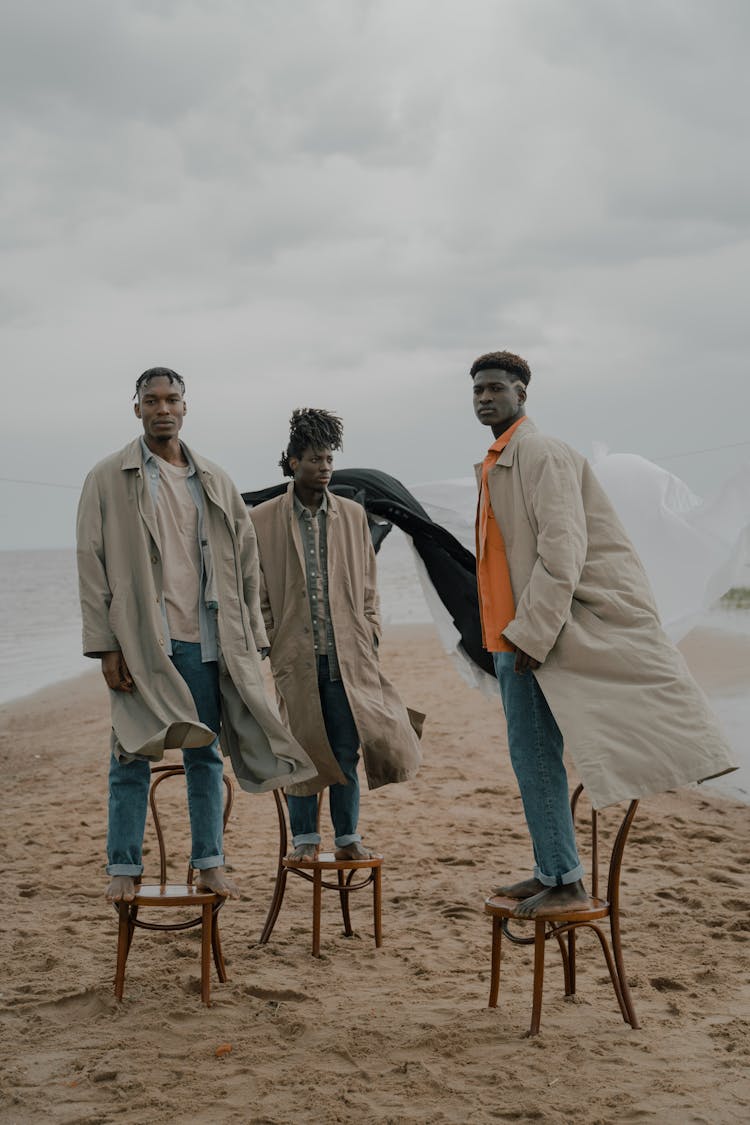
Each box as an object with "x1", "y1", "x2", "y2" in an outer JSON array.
[{"x1": 2, "y1": 0, "x2": 750, "y2": 549}]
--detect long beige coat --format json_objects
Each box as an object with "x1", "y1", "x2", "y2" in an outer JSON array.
[
  {"x1": 250, "y1": 483, "x2": 422, "y2": 797},
  {"x1": 76, "y1": 439, "x2": 317, "y2": 794},
  {"x1": 479, "y1": 418, "x2": 736, "y2": 808}
]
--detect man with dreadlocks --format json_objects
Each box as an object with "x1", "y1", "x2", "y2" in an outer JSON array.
[
  {"x1": 249, "y1": 408, "x2": 422, "y2": 862},
  {"x1": 77, "y1": 368, "x2": 315, "y2": 905},
  {"x1": 471, "y1": 350, "x2": 735, "y2": 919}
]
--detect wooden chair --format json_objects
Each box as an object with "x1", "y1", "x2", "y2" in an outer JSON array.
[
  {"x1": 113, "y1": 764, "x2": 234, "y2": 1005},
  {"x1": 259, "y1": 789, "x2": 383, "y2": 957},
  {"x1": 484, "y1": 783, "x2": 639, "y2": 1035}
]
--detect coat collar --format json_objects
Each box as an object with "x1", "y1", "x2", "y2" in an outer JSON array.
[
  {"x1": 474, "y1": 416, "x2": 537, "y2": 475},
  {"x1": 119, "y1": 436, "x2": 211, "y2": 476},
  {"x1": 282, "y1": 479, "x2": 339, "y2": 518}
]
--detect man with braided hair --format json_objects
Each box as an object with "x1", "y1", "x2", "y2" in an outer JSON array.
[
  {"x1": 77, "y1": 368, "x2": 315, "y2": 904},
  {"x1": 250, "y1": 408, "x2": 422, "y2": 861}
]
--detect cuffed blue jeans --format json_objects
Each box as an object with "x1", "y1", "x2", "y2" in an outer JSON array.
[
  {"x1": 106, "y1": 640, "x2": 225, "y2": 877},
  {"x1": 287, "y1": 656, "x2": 362, "y2": 849},
  {"x1": 493, "y1": 651, "x2": 584, "y2": 887}
]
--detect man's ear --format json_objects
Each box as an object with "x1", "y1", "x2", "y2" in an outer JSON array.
[
  {"x1": 134, "y1": 400, "x2": 142, "y2": 419},
  {"x1": 183, "y1": 400, "x2": 187, "y2": 416}
]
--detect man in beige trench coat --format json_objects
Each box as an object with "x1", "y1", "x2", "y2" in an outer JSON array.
[
  {"x1": 471, "y1": 350, "x2": 736, "y2": 918},
  {"x1": 249, "y1": 408, "x2": 422, "y2": 862},
  {"x1": 77, "y1": 368, "x2": 316, "y2": 904}
]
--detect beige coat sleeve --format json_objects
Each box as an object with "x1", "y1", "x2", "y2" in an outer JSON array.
[
  {"x1": 233, "y1": 494, "x2": 270, "y2": 651},
  {"x1": 76, "y1": 471, "x2": 120, "y2": 657},
  {"x1": 502, "y1": 443, "x2": 588, "y2": 663},
  {"x1": 362, "y1": 508, "x2": 382, "y2": 644}
]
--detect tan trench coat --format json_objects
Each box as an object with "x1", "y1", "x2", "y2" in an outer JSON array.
[
  {"x1": 250, "y1": 483, "x2": 422, "y2": 797},
  {"x1": 76, "y1": 439, "x2": 317, "y2": 794},
  {"x1": 479, "y1": 418, "x2": 736, "y2": 809}
]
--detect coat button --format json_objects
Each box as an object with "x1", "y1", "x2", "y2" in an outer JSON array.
[
  {"x1": 158, "y1": 637, "x2": 164, "y2": 646},
  {"x1": 151, "y1": 554, "x2": 158, "y2": 564}
]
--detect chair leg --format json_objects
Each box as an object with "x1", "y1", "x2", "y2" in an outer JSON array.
[
  {"x1": 312, "y1": 868, "x2": 322, "y2": 958},
  {"x1": 338, "y1": 870, "x2": 353, "y2": 937},
  {"x1": 114, "y1": 903, "x2": 131, "y2": 1001},
  {"x1": 201, "y1": 903, "x2": 212, "y2": 1005},
  {"x1": 529, "y1": 920, "x2": 546, "y2": 1035},
  {"x1": 259, "y1": 863, "x2": 288, "y2": 945},
  {"x1": 568, "y1": 929, "x2": 576, "y2": 995},
  {"x1": 553, "y1": 928, "x2": 572, "y2": 996},
  {"x1": 212, "y1": 911, "x2": 228, "y2": 983},
  {"x1": 373, "y1": 866, "x2": 383, "y2": 949},
  {"x1": 610, "y1": 916, "x2": 639, "y2": 1029},
  {"x1": 488, "y1": 916, "x2": 502, "y2": 1008}
]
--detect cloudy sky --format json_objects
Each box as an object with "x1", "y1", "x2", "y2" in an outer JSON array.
[{"x1": 2, "y1": 0, "x2": 749, "y2": 549}]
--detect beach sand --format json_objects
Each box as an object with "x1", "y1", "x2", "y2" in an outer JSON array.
[{"x1": 1, "y1": 624, "x2": 748, "y2": 1124}]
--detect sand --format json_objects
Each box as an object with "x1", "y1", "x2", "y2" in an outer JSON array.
[{"x1": 1, "y1": 624, "x2": 749, "y2": 1125}]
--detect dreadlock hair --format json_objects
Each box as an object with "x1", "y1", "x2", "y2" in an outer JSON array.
[
  {"x1": 279, "y1": 408, "x2": 344, "y2": 477},
  {"x1": 469, "y1": 351, "x2": 531, "y2": 386},
  {"x1": 134, "y1": 367, "x2": 186, "y2": 400}
]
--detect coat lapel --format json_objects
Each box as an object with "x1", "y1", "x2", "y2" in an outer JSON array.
[{"x1": 120, "y1": 439, "x2": 161, "y2": 551}]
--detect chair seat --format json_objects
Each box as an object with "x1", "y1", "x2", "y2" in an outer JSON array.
[
  {"x1": 134, "y1": 883, "x2": 219, "y2": 907},
  {"x1": 283, "y1": 851, "x2": 383, "y2": 871},
  {"x1": 484, "y1": 893, "x2": 611, "y2": 923}
]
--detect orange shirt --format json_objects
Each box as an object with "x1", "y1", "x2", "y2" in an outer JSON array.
[{"x1": 476, "y1": 416, "x2": 527, "y2": 652}]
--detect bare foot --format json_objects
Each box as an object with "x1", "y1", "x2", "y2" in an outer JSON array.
[
  {"x1": 286, "y1": 843, "x2": 319, "y2": 863},
  {"x1": 514, "y1": 880, "x2": 590, "y2": 919},
  {"x1": 490, "y1": 877, "x2": 545, "y2": 899},
  {"x1": 334, "y1": 842, "x2": 381, "y2": 861},
  {"x1": 194, "y1": 866, "x2": 240, "y2": 899},
  {"x1": 106, "y1": 875, "x2": 137, "y2": 903}
]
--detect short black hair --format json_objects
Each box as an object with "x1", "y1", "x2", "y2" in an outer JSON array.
[
  {"x1": 469, "y1": 351, "x2": 531, "y2": 386},
  {"x1": 134, "y1": 367, "x2": 186, "y2": 400},
  {"x1": 280, "y1": 408, "x2": 344, "y2": 477}
]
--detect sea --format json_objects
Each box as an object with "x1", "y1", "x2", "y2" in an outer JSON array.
[{"x1": 1, "y1": 540, "x2": 747, "y2": 802}]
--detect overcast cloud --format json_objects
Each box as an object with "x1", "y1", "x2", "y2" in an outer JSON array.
[{"x1": 2, "y1": 0, "x2": 749, "y2": 548}]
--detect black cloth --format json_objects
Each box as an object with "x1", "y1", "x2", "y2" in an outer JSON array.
[{"x1": 242, "y1": 470, "x2": 493, "y2": 676}]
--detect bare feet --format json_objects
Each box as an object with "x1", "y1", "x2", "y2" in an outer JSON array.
[
  {"x1": 334, "y1": 842, "x2": 381, "y2": 861},
  {"x1": 106, "y1": 875, "x2": 137, "y2": 903},
  {"x1": 194, "y1": 866, "x2": 240, "y2": 899},
  {"x1": 286, "y1": 843, "x2": 319, "y2": 863},
  {"x1": 490, "y1": 877, "x2": 545, "y2": 899},
  {"x1": 514, "y1": 880, "x2": 590, "y2": 919}
]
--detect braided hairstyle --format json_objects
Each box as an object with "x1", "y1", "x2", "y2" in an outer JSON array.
[
  {"x1": 279, "y1": 408, "x2": 344, "y2": 477},
  {"x1": 134, "y1": 366, "x2": 185, "y2": 400},
  {"x1": 469, "y1": 351, "x2": 531, "y2": 386}
]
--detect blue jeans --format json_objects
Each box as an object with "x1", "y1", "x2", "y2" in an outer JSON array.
[
  {"x1": 287, "y1": 656, "x2": 362, "y2": 848},
  {"x1": 493, "y1": 651, "x2": 584, "y2": 887},
  {"x1": 106, "y1": 640, "x2": 225, "y2": 876}
]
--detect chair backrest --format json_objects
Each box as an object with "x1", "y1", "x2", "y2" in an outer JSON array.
[
  {"x1": 570, "y1": 783, "x2": 638, "y2": 905},
  {"x1": 149, "y1": 764, "x2": 234, "y2": 885}
]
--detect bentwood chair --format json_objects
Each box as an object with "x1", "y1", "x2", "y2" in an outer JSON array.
[
  {"x1": 484, "y1": 783, "x2": 639, "y2": 1035},
  {"x1": 113, "y1": 764, "x2": 234, "y2": 1005},
  {"x1": 259, "y1": 789, "x2": 383, "y2": 957}
]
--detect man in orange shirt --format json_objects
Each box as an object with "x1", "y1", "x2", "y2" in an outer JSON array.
[{"x1": 471, "y1": 350, "x2": 734, "y2": 918}]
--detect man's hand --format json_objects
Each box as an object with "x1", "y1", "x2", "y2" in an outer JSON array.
[
  {"x1": 514, "y1": 647, "x2": 541, "y2": 674},
  {"x1": 101, "y1": 651, "x2": 134, "y2": 692}
]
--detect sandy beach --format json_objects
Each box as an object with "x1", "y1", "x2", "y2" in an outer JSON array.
[{"x1": 1, "y1": 624, "x2": 749, "y2": 1125}]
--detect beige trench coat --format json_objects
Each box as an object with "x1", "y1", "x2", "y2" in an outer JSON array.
[
  {"x1": 478, "y1": 418, "x2": 736, "y2": 809},
  {"x1": 76, "y1": 439, "x2": 317, "y2": 794},
  {"x1": 250, "y1": 483, "x2": 422, "y2": 797}
]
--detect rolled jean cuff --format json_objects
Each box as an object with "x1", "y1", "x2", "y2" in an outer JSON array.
[
  {"x1": 106, "y1": 863, "x2": 143, "y2": 877},
  {"x1": 292, "y1": 833, "x2": 321, "y2": 847},
  {"x1": 191, "y1": 853, "x2": 225, "y2": 871},
  {"x1": 334, "y1": 833, "x2": 362, "y2": 848},
  {"x1": 534, "y1": 861, "x2": 585, "y2": 888}
]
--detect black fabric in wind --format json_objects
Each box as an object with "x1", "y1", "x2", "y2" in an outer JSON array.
[{"x1": 242, "y1": 469, "x2": 493, "y2": 676}]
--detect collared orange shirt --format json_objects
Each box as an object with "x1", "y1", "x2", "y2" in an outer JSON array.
[{"x1": 476, "y1": 416, "x2": 527, "y2": 652}]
